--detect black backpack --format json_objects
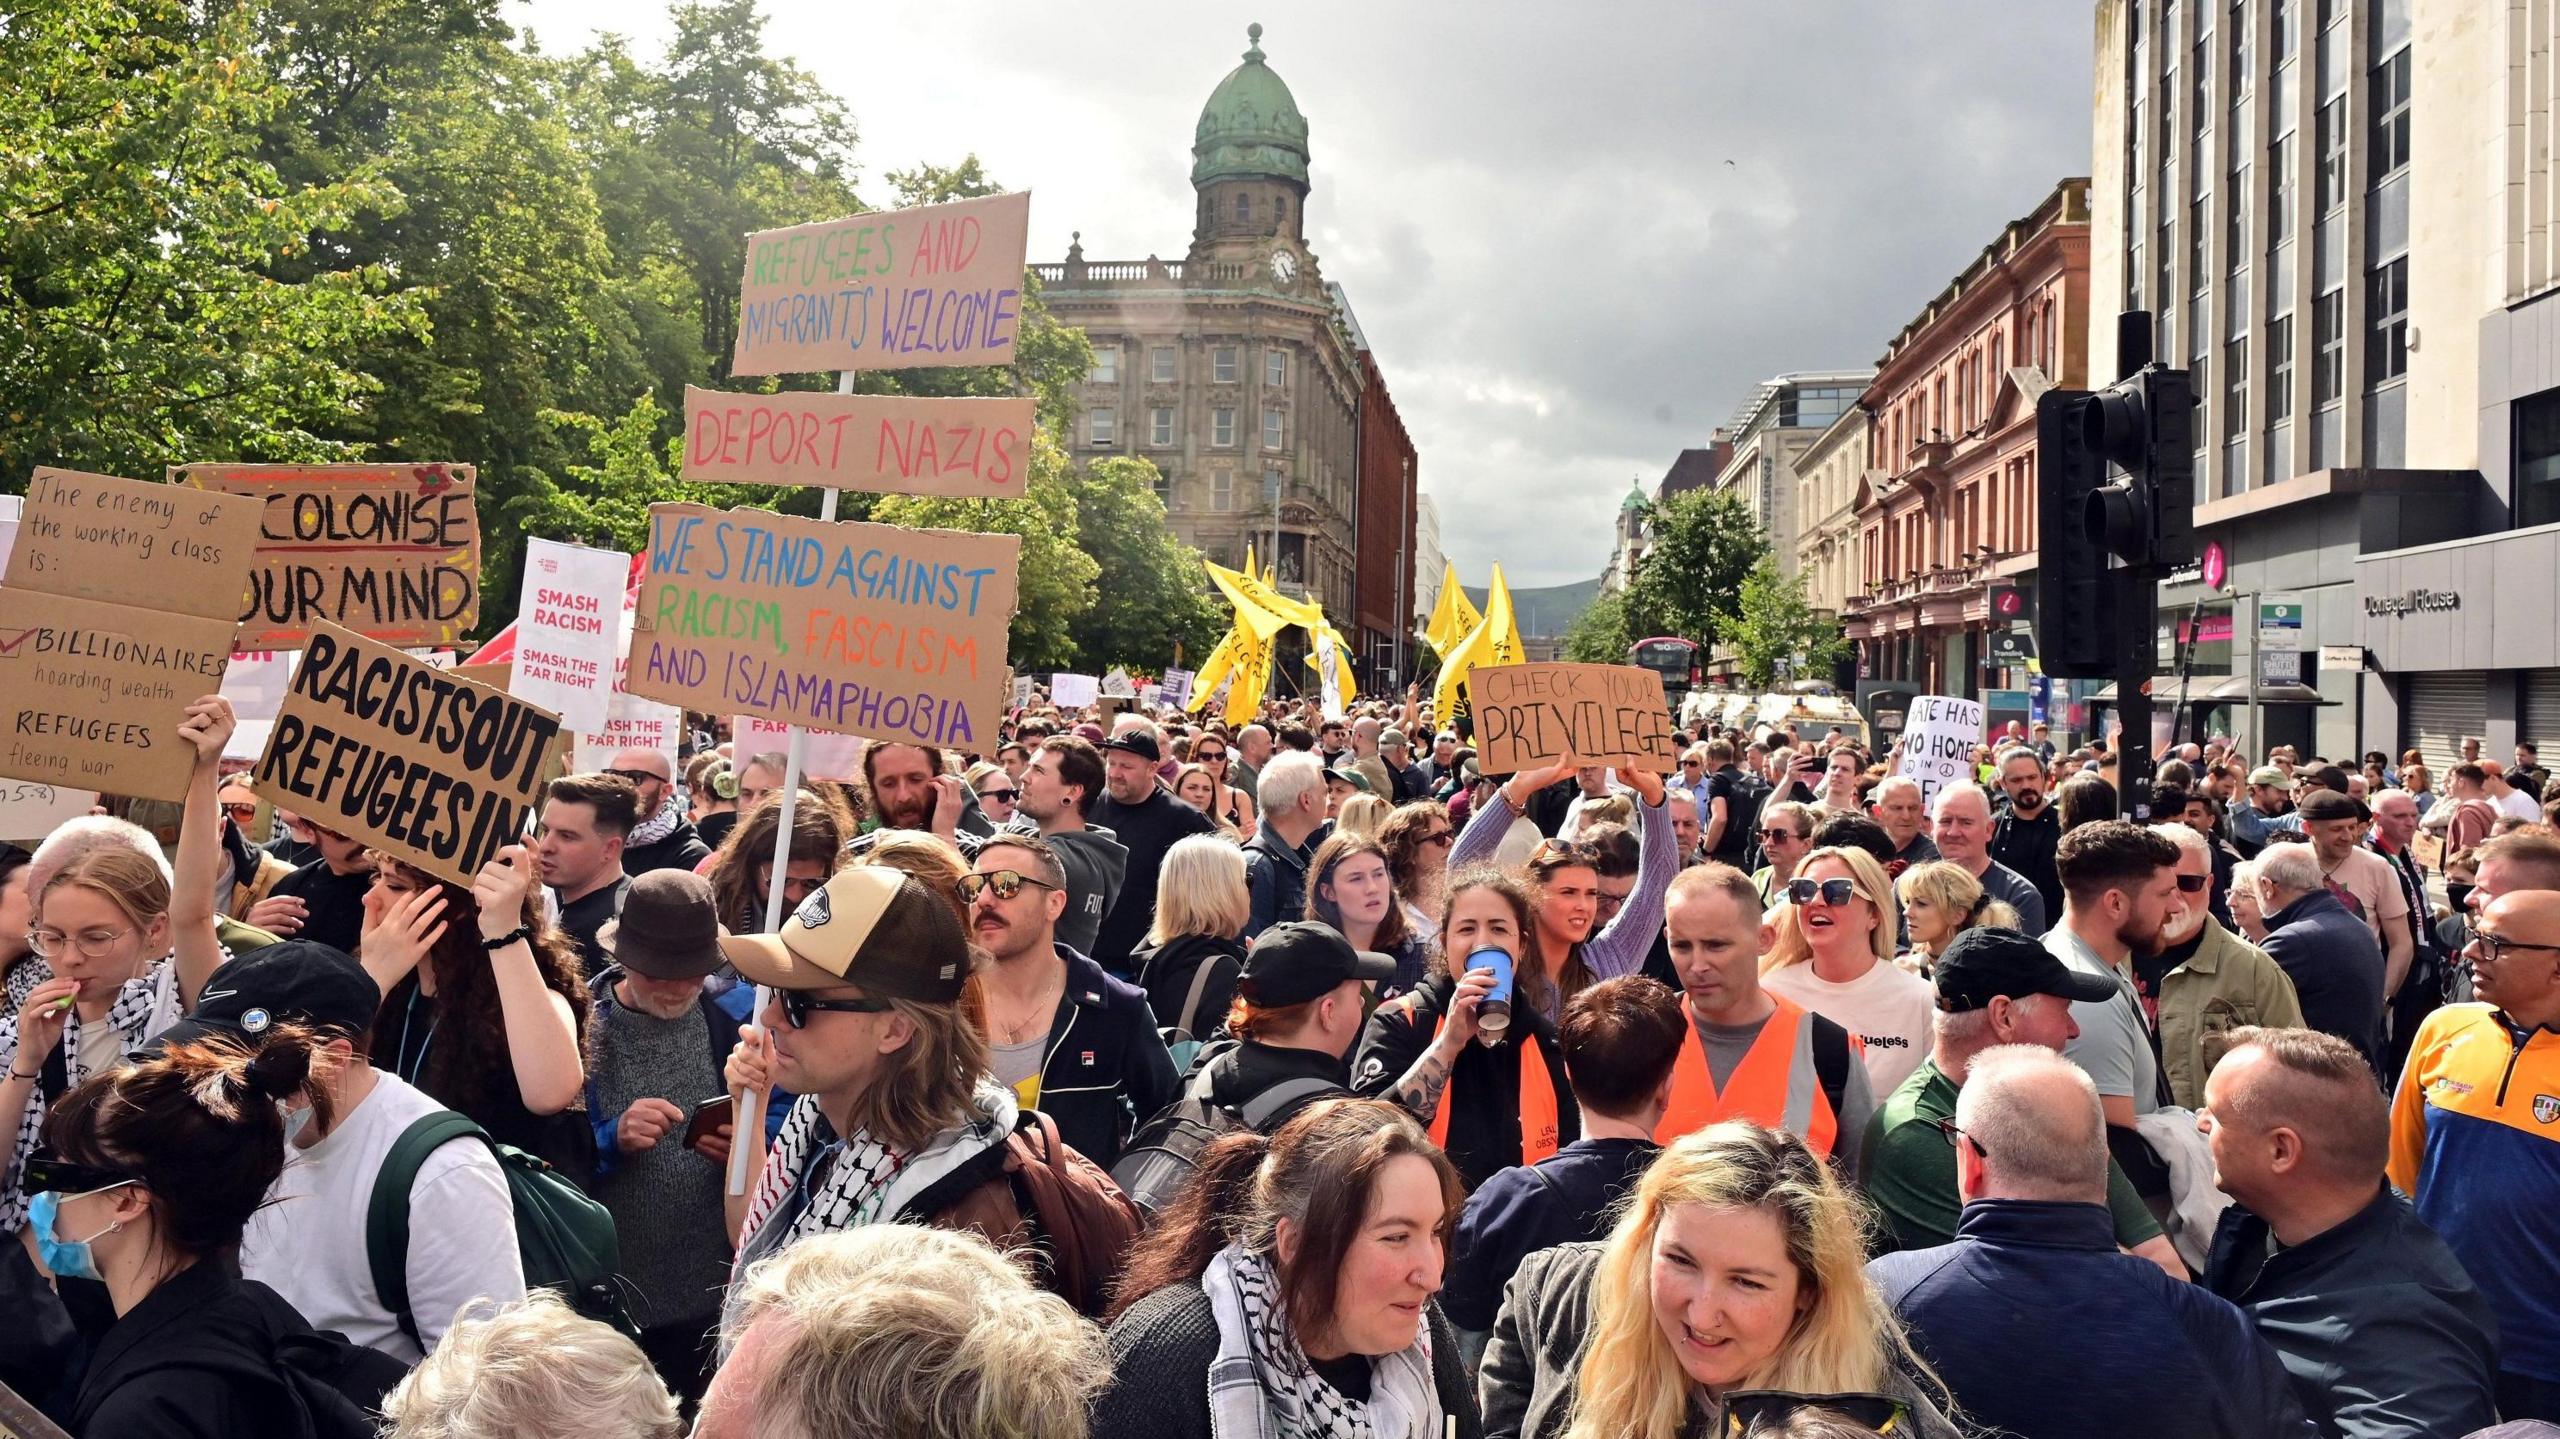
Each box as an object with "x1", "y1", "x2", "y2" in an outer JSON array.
[{"x1": 1109, "y1": 1056, "x2": 1340, "y2": 1214}]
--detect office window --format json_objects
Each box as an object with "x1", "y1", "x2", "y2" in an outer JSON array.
[
  {"x1": 1150, "y1": 406, "x2": 1174, "y2": 446},
  {"x1": 2314, "y1": 99, "x2": 2348, "y2": 214},
  {"x1": 2267, "y1": 138, "x2": 2295, "y2": 245},
  {"x1": 1092, "y1": 346, "x2": 1119, "y2": 384},
  {"x1": 2226, "y1": 336, "x2": 2249, "y2": 436},
  {"x1": 1265, "y1": 351, "x2": 1287, "y2": 386},
  {"x1": 2229, "y1": 0, "x2": 2252, "y2": 91},
  {"x1": 1213, "y1": 347, "x2": 1239, "y2": 383},
  {"x1": 2312, "y1": 289, "x2": 2346, "y2": 404},
  {"x1": 2366, "y1": 257, "x2": 2408, "y2": 386},
  {"x1": 1154, "y1": 469, "x2": 1174, "y2": 507},
  {"x1": 1210, "y1": 470, "x2": 1234, "y2": 511},
  {"x1": 2226, "y1": 167, "x2": 2250, "y2": 270},
  {"x1": 2267, "y1": 314, "x2": 2295, "y2": 422},
  {"x1": 1210, "y1": 407, "x2": 1238, "y2": 448},
  {"x1": 1089, "y1": 407, "x2": 1116, "y2": 446},
  {"x1": 2369, "y1": 49, "x2": 2411, "y2": 178},
  {"x1": 2272, "y1": 0, "x2": 2294, "y2": 58},
  {"x1": 1235, "y1": 193, "x2": 1251, "y2": 224},
  {"x1": 2515, "y1": 389, "x2": 2560, "y2": 529},
  {"x1": 1151, "y1": 346, "x2": 1176, "y2": 383},
  {"x1": 1264, "y1": 407, "x2": 1284, "y2": 450}
]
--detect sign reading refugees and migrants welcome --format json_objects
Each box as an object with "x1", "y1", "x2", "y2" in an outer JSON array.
[
  {"x1": 729, "y1": 191, "x2": 1032, "y2": 376},
  {"x1": 629, "y1": 502, "x2": 1019, "y2": 748},
  {"x1": 174, "y1": 462, "x2": 480, "y2": 649},
  {"x1": 0, "y1": 468, "x2": 258, "y2": 800},
  {"x1": 1470, "y1": 662, "x2": 1676, "y2": 775},
  {"x1": 680, "y1": 385, "x2": 1036, "y2": 496},
  {"x1": 252, "y1": 622, "x2": 563, "y2": 888}
]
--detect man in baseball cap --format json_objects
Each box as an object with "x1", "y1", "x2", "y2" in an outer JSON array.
[
  {"x1": 1861, "y1": 927, "x2": 2180, "y2": 1271},
  {"x1": 2233, "y1": 765, "x2": 2299, "y2": 852},
  {"x1": 1180, "y1": 922, "x2": 1396, "y2": 1138}
]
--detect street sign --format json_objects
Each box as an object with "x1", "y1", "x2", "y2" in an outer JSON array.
[
  {"x1": 1988, "y1": 585, "x2": 2034, "y2": 622},
  {"x1": 1986, "y1": 629, "x2": 2037, "y2": 666},
  {"x1": 2257, "y1": 595, "x2": 2305, "y2": 650},
  {"x1": 2317, "y1": 644, "x2": 2363, "y2": 672},
  {"x1": 2258, "y1": 648, "x2": 2304, "y2": 685}
]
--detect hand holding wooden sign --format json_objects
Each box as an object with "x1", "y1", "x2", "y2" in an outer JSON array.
[{"x1": 1471, "y1": 663, "x2": 1676, "y2": 775}]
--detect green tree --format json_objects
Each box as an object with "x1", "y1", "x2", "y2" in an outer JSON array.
[
  {"x1": 872, "y1": 430, "x2": 1097, "y2": 671},
  {"x1": 1070, "y1": 457, "x2": 1225, "y2": 671},
  {"x1": 1721, "y1": 555, "x2": 1848, "y2": 688},
  {"x1": 0, "y1": 0, "x2": 422, "y2": 486},
  {"x1": 1562, "y1": 587, "x2": 1634, "y2": 662},
  {"x1": 1622, "y1": 487, "x2": 1769, "y2": 646}
]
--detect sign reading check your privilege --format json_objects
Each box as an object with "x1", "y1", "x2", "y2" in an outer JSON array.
[
  {"x1": 0, "y1": 468, "x2": 258, "y2": 801},
  {"x1": 252, "y1": 621, "x2": 563, "y2": 888},
  {"x1": 680, "y1": 385, "x2": 1036, "y2": 496},
  {"x1": 629, "y1": 502, "x2": 1020, "y2": 749},
  {"x1": 1470, "y1": 662, "x2": 1677, "y2": 775},
  {"x1": 730, "y1": 191, "x2": 1031, "y2": 376},
  {"x1": 173, "y1": 462, "x2": 480, "y2": 649}
]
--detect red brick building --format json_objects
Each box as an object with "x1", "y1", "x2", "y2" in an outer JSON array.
[{"x1": 1351, "y1": 345, "x2": 1417, "y2": 682}]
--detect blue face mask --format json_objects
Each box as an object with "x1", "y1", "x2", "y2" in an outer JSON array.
[
  {"x1": 29, "y1": 1182, "x2": 130, "y2": 1282},
  {"x1": 282, "y1": 1101, "x2": 316, "y2": 1146}
]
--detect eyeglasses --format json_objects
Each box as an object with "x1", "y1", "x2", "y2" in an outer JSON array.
[
  {"x1": 778, "y1": 991, "x2": 897, "y2": 1029},
  {"x1": 221, "y1": 802, "x2": 258, "y2": 822},
  {"x1": 20, "y1": 1151, "x2": 140, "y2": 1197},
  {"x1": 1932, "y1": 1117, "x2": 1990, "y2": 1159},
  {"x1": 1757, "y1": 827, "x2": 1804, "y2": 844},
  {"x1": 2470, "y1": 932, "x2": 2560, "y2": 965},
  {"x1": 1197, "y1": 750, "x2": 1227, "y2": 763},
  {"x1": 1423, "y1": 830, "x2": 1455, "y2": 848},
  {"x1": 601, "y1": 768, "x2": 666, "y2": 787},
  {"x1": 959, "y1": 870, "x2": 1061, "y2": 904},
  {"x1": 1722, "y1": 1391, "x2": 1914, "y2": 1435},
  {"x1": 1785, "y1": 877, "x2": 1859, "y2": 907},
  {"x1": 27, "y1": 927, "x2": 134, "y2": 959}
]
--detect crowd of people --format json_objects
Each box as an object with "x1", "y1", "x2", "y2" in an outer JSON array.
[{"x1": 4, "y1": 682, "x2": 2558, "y2": 1439}]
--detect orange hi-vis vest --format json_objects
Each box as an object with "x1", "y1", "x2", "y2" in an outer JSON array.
[
  {"x1": 1419, "y1": 1016, "x2": 1562, "y2": 1166},
  {"x1": 1658, "y1": 993, "x2": 1845, "y2": 1157}
]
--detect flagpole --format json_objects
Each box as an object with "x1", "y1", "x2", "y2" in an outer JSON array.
[{"x1": 728, "y1": 369, "x2": 854, "y2": 1198}]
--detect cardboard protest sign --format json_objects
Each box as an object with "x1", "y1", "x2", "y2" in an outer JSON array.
[
  {"x1": 1051, "y1": 673, "x2": 1098, "y2": 707},
  {"x1": 0, "y1": 468, "x2": 258, "y2": 800},
  {"x1": 731, "y1": 191, "x2": 1031, "y2": 376},
  {"x1": 510, "y1": 539, "x2": 627, "y2": 733},
  {"x1": 1101, "y1": 666, "x2": 1135, "y2": 698},
  {"x1": 1895, "y1": 695, "x2": 1985, "y2": 811},
  {"x1": 453, "y1": 661, "x2": 512, "y2": 690},
  {"x1": 730, "y1": 713, "x2": 865, "y2": 779},
  {"x1": 1470, "y1": 663, "x2": 1676, "y2": 775},
  {"x1": 681, "y1": 386, "x2": 1035, "y2": 496},
  {"x1": 250, "y1": 621, "x2": 564, "y2": 887},
  {"x1": 0, "y1": 779, "x2": 98, "y2": 844},
  {"x1": 630, "y1": 503, "x2": 1019, "y2": 748},
  {"x1": 173, "y1": 462, "x2": 479, "y2": 649},
  {"x1": 1012, "y1": 675, "x2": 1037, "y2": 708}
]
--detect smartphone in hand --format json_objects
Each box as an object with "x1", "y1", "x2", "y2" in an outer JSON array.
[{"x1": 682, "y1": 1094, "x2": 733, "y2": 1150}]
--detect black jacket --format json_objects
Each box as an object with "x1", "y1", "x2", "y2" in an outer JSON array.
[
  {"x1": 1243, "y1": 820, "x2": 1330, "y2": 939},
  {"x1": 1990, "y1": 801, "x2": 2063, "y2": 922},
  {"x1": 1035, "y1": 944, "x2": 1181, "y2": 1171},
  {"x1": 1131, "y1": 932, "x2": 1247, "y2": 1040},
  {"x1": 2203, "y1": 1189, "x2": 2500, "y2": 1439},
  {"x1": 622, "y1": 819, "x2": 712, "y2": 876},
  {"x1": 2260, "y1": 889, "x2": 2389, "y2": 1073},
  {"x1": 72, "y1": 1261, "x2": 383, "y2": 1439},
  {"x1": 1349, "y1": 973, "x2": 1578, "y2": 1191},
  {"x1": 1197, "y1": 1038, "x2": 1352, "y2": 1133},
  {"x1": 1089, "y1": 789, "x2": 1218, "y2": 970},
  {"x1": 1096, "y1": 1280, "x2": 1482, "y2": 1439},
  {"x1": 1444, "y1": 1137, "x2": 1657, "y2": 1332}
]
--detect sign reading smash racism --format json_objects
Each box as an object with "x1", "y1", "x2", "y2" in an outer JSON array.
[
  {"x1": 730, "y1": 192, "x2": 1031, "y2": 377},
  {"x1": 1470, "y1": 662, "x2": 1677, "y2": 775},
  {"x1": 173, "y1": 462, "x2": 480, "y2": 649},
  {"x1": 629, "y1": 503, "x2": 1019, "y2": 748},
  {"x1": 680, "y1": 385, "x2": 1035, "y2": 496},
  {"x1": 0, "y1": 468, "x2": 258, "y2": 800},
  {"x1": 252, "y1": 621, "x2": 563, "y2": 887}
]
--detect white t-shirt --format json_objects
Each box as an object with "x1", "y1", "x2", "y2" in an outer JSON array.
[
  {"x1": 242, "y1": 1070, "x2": 524, "y2": 1363},
  {"x1": 2500, "y1": 787, "x2": 2545, "y2": 822},
  {"x1": 1761, "y1": 957, "x2": 1934, "y2": 1096}
]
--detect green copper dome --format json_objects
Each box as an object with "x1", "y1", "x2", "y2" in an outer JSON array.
[
  {"x1": 1621, "y1": 483, "x2": 1649, "y2": 514},
  {"x1": 1191, "y1": 23, "x2": 1309, "y2": 188}
]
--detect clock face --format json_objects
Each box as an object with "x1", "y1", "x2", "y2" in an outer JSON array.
[{"x1": 1270, "y1": 249, "x2": 1297, "y2": 283}]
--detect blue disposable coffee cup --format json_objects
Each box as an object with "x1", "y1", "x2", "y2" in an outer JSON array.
[{"x1": 1467, "y1": 946, "x2": 1515, "y2": 1036}]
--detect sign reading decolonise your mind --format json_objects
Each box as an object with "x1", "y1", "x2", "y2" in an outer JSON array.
[
  {"x1": 680, "y1": 385, "x2": 1036, "y2": 496},
  {"x1": 1470, "y1": 663, "x2": 1677, "y2": 775},
  {"x1": 251, "y1": 621, "x2": 563, "y2": 889},
  {"x1": 1896, "y1": 694, "x2": 1986, "y2": 810},
  {"x1": 173, "y1": 462, "x2": 480, "y2": 649},
  {"x1": 628, "y1": 502, "x2": 1020, "y2": 748},
  {"x1": 730, "y1": 191, "x2": 1032, "y2": 376},
  {"x1": 0, "y1": 468, "x2": 260, "y2": 801}
]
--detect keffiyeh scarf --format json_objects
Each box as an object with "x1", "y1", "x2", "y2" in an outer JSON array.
[
  {"x1": 628, "y1": 793, "x2": 687, "y2": 850},
  {"x1": 1201, "y1": 1243, "x2": 1442, "y2": 1439}
]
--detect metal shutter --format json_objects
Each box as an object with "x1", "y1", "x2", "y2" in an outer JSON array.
[
  {"x1": 2403, "y1": 673, "x2": 2488, "y2": 776},
  {"x1": 2525, "y1": 670, "x2": 2560, "y2": 756}
]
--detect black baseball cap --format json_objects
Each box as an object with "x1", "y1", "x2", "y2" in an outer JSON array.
[
  {"x1": 1239, "y1": 922, "x2": 1399, "y2": 1007},
  {"x1": 152, "y1": 941, "x2": 383, "y2": 1049},
  {"x1": 1932, "y1": 927, "x2": 2119, "y2": 1013},
  {"x1": 1097, "y1": 731, "x2": 1162, "y2": 764}
]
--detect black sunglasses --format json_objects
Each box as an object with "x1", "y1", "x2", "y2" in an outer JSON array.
[
  {"x1": 601, "y1": 768, "x2": 666, "y2": 786},
  {"x1": 1756, "y1": 827, "x2": 1803, "y2": 843},
  {"x1": 1722, "y1": 1390, "x2": 1913, "y2": 1434},
  {"x1": 21, "y1": 1151, "x2": 139, "y2": 1196},
  {"x1": 959, "y1": 870, "x2": 1061, "y2": 903},
  {"x1": 1786, "y1": 877, "x2": 1859, "y2": 907},
  {"x1": 2174, "y1": 872, "x2": 2210, "y2": 893},
  {"x1": 977, "y1": 786, "x2": 1020, "y2": 802},
  {"x1": 779, "y1": 991, "x2": 897, "y2": 1029}
]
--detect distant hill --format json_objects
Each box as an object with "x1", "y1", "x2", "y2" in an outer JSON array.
[{"x1": 1464, "y1": 575, "x2": 1603, "y2": 642}]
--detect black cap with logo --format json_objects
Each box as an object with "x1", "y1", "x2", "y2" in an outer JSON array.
[
  {"x1": 151, "y1": 941, "x2": 383, "y2": 1049},
  {"x1": 1239, "y1": 922, "x2": 1399, "y2": 1007},
  {"x1": 1932, "y1": 927, "x2": 2120, "y2": 1013}
]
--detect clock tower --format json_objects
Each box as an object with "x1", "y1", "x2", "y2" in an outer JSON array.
[{"x1": 1188, "y1": 22, "x2": 1311, "y2": 282}]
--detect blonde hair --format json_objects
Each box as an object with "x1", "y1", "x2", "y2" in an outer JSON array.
[
  {"x1": 383, "y1": 1290, "x2": 679, "y2": 1439},
  {"x1": 1334, "y1": 792, "x2": 1389, "y2": 839},
  {"x1": 1760, "y1": 846, "x2": 1898, "y2": 977},
  {"x1": 1893, "y1": 859, "x2": 2018, "y2": 957},
  {"x1": 715, "y1": 1224, "x2": 1108, "y2": 1439},
  {"x1": 1564, "y1": 1124, "x2": 1928, "y2": 1439},
  {"x1": 1146, "y1": 833, "x2": 1250, "y2": 945}
]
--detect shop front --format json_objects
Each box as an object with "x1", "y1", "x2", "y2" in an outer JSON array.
[{"x1": 2359, "y1": 525, "x2": 2560, "y2": 774}]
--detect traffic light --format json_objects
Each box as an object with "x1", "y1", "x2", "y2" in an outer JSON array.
[
  {"x1": 2034, "y1": 365, "x2": 2197, "y2": 679},
  {"x1": 2082, "y1": 367, "x2": 2197, "y2": 568},
  {"x1": 2034, "y1": 388, "x2": 2116, "y2": 678}
]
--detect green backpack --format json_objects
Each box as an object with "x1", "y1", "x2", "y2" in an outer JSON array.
[{"x1": 364, "y1": 1111, "x2": 635, "y2": 1341}]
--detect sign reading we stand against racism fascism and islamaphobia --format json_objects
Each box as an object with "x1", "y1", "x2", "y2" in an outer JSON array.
[
  {"x1": 0, "y1": 467, "x2": 260, "y2": 801},
  {"x1": 173, "y1": 461, "x2": 480, "y2": 650},
  {"x1": 1469, "y1": 662, "x2": 1677, "y2": 775}
]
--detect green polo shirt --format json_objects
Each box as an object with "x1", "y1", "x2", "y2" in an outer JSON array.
[{"x1": 1861, "y1": 1057, "x2": 2166, "y2": 1254}]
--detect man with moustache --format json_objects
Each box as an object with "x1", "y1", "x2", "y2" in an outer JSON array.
[
  {"x1": 2133, "y1": 824, "x2": 2302, "y2": 1110},
  {"x1": 1990, "y1": 747, "x2": 2063, "y2": 921},
  {"x1": 843, "y1": 741, "x2": 994, "y2": 859}
]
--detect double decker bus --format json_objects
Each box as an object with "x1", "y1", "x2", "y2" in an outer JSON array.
[{"x1": 1626, "y1": 636, "x2": 1701, "y2": 712}]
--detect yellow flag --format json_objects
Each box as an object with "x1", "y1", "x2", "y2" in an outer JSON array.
[
  {"x1": 1424, "y1": 566, "x2": 1482, "y2": 657},
  {"x1": 1186, "y1": 628, "x2": 1241, "y2": 713},
  {"x1": 1432, "y1": 563, "x2": 1524, "y2": 727},
  {"x1": 1224, "y1": 623, "x2": 1275, "y2": 723}
]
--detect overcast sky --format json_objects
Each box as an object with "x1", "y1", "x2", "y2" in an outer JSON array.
[{"x1": 514, "y1": 1, "x2": 2096, "y2": 588}]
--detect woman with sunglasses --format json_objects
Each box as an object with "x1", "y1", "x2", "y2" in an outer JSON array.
[
  {"x1": 29, "y1": 1023, "x2": 402, "y2": 1438},
  {"x1": 1187, "y1": 737, "x2": 1258, "y2": 837},
  {"x1": 1376, "y1": 802, "x2": 1458, "y2": 943},
  {"x1": 968, "y1": 761, "x2": 1024, "y2": 830},
  {"x1": 1748, "y1": 804, "x2": 1817, "y2": 911},
  {"x1": 1307, "y1": 832, "x2": 1429, "y2": 1002},
  {"x1": 706, "y1": 793, "x2": 850, "y2": 935},
  {"x1": 1481, "y1": 1122, "x2": 1957, "y2": 1439},
  {"x1": 1760, "y1": 847, "x2": 1934, "y2": 1097},
  {"x1": 1893, "y1": 862, "x2": 2020, "y2": 975},
  {"x1": 1449, "y1": 756, "x2": 1674, "y2": 1019}
]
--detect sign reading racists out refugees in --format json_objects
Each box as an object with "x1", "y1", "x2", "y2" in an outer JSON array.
[
  {"x1": 629, "y1": 502, "x2": 1020, "y2": 748},
  {"x1": 173, "y1": 462, "x2": 480, "y2": 649},
  {"x1": 1895, "y1": 694, "x2": 1985, "y2": 811},
  {"x1": 680, "y1": 385, "x2": 1036, "y2": 496},
  {"x1": 730, "y1": 191, "x2": 1031, "y2": 376},
  {"x1": 0, "y1": 468, "x2": 258, "y2": 800},
  {"x1": 252, "y1": 621, "x2": 564, "y2": 888},
  {"x1": 1470, "y1": 663, "x2": 1676, "y2": 775}
]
